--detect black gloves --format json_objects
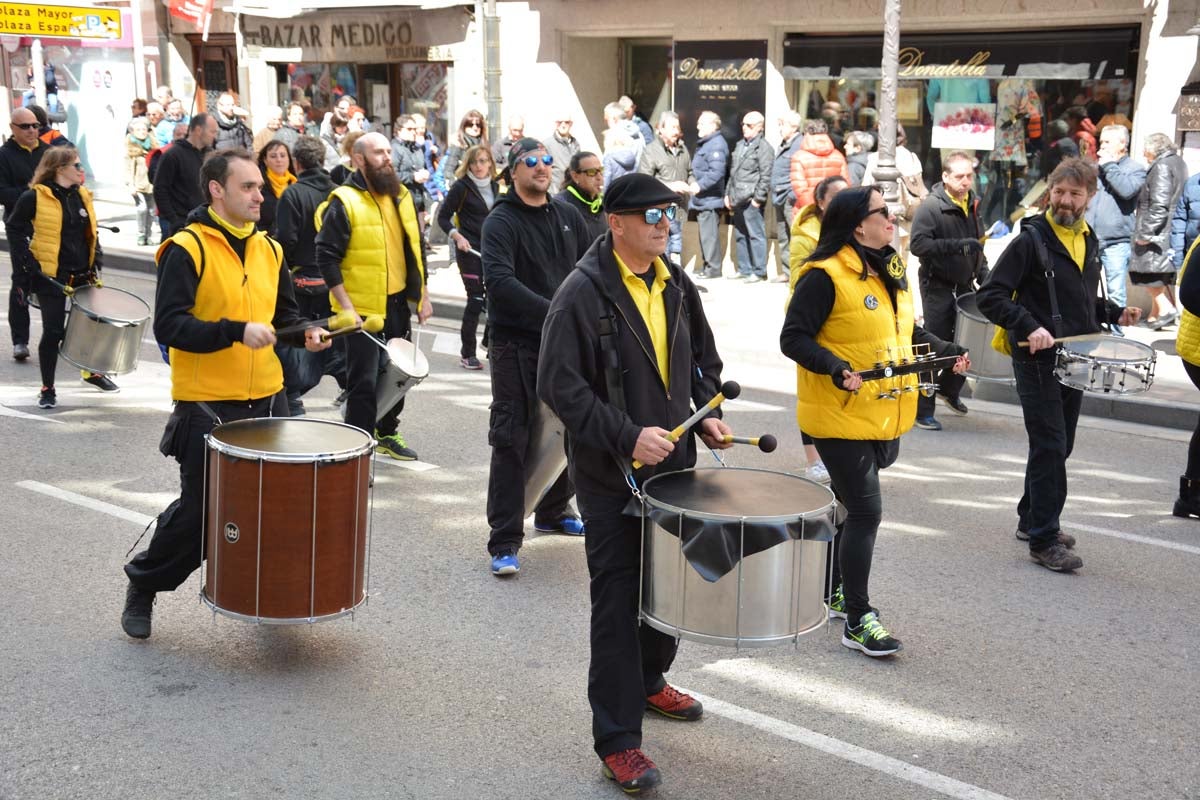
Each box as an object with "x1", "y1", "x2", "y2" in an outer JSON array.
[{"x1": 960, "y1": 238, "x2": 984, "y2": 256}]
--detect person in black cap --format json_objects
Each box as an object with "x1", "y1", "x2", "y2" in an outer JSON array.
[
  {"x1": 480, "y1": 136, "x2": 591, "y2": 577},
  {"x1": 537, "y1": 172, "x2": 732, "y2": 794}
]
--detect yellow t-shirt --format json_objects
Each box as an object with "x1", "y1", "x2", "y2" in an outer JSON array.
[
  {"x1": 952, "y1": 194, "x2": 969, "y2": 218},
  {"x1": 615, "y1": 251, "x2": 670, "y2": 386},
  {"x1": 375, "y1": 192, "x2": 407, "y2": 294},
  {"x1": 1045, "y1": 210, "x2": 1090, "y2": 272}
]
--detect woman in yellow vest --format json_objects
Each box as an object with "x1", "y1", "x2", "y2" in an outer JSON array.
[
  {"x1": 1174, "y1": 238, "x2": 1200, "y2": 518},
  {"x1": 781, "y1": 185, "x2": 967, "y2": 658},
  {"x1": 4, "y1": 146, "x2": 118, "y2": 409}
]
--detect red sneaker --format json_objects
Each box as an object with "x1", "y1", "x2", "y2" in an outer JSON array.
[
  {"x1": 645, "y1": 684, "x2": 703, "y2": 721},
  {"x1": 601, "y1": 748, "x2": 661, "y2": 794}
]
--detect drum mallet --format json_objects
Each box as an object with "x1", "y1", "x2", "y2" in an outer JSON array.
[
  {"x1": 632, "y1": 380, "x2": 740, "y2": 469},
  {"x1": 320, "y1": 315, "x2": 384, "y2": 342},
  {"x1": 98, "y1": 224, "x2": 120, "y2": 233},
  {"x1": 274, "y1": 310, "x2": 358, "y2": 338},
  {"x1": 720, "y1": 434, "x2": 777, "y2": 453}
]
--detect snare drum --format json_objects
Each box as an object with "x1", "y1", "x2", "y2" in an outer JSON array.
[
  {"x1": 954, "y1": 292, "x2": 1013, "y2": 384},
  {"x1": 59, "y1": 286, "x2": 151, "y2": 375},
  {"x1": 203, "y1": 418, "x2": 374, "y2": 623},
  {"x1": 639, "y1": 467, "x2": 835, "y2": 648},
  {"x1": 1054, "y1": 335, "x2": 1156, "y2": 394},
  {"x1": 374, "y1": 337, "x2": 429, "y2": 424}
]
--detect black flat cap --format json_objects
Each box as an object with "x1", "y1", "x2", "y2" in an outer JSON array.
[{"x1": 604, "y1": 173, "x2": 680, "y2": 213}]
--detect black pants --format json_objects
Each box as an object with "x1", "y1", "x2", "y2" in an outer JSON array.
[
  {"x1": 579, "y1": 490, "x2": 678, "y2": 758},
  {"x1": 916, "y1": 275, "x2": 967, "y2": 418},
  {"x1": 812, "y1": 437, "x2": 896, "y2": 623},
  {"x1": 696, "y1": 209, "x2": 722, "y2": 275},
  {"x1": 342, "y1": 294, "x2": 411, "y2": 438},
  {"x1": 279, "y1": 290, "x2": 347, "y2": 415},
  {"x1": 1012, "y1": 353, "x2": 1082, "y2": 548},
  {"x1": 124, "y1": 394, "x2": 286, "y2": 592},
  {"x1": 1185, "y1": 360, "x2": 1200, "y2": 478},
  {"x1": 457, "y1": 249, "x2": 485, "y2": 359},
  {"x1": 485, "y1": 337, "x2": 574, "y2": 555},
  {"x1": 10, "y1": 283, "x2": 29, "y2": 347},
  {"x1": 35, "y1": 289, "x2": 68, "y2": 388}
]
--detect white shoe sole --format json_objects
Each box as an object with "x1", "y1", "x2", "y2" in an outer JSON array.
[
  {"x1": 491, "y1": 563, "x2": 519, "y2": 576},
  {"x1": 841, "y1": 635, "x2": 901, "y2": 657}
]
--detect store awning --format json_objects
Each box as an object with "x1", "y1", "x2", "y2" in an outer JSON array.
[
  {"x1": 782, "y1": 27, "x2": 1139, "y2": 81},
  {"x1": 239, "y1": 5, "x2": 469, "y2": 62}
]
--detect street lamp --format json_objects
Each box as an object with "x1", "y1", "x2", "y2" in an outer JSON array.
[{"x1": 872, "y1": 0, "x2": 903, "y2": 214}]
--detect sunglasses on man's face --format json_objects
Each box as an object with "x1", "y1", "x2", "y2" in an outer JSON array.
[
  {"x1": 620, "y1": 205, "x2": 678, "y2": 225},
  {"x1": 521, "y1": 154, "x2": 553, "y2": 168},
  {"x1": 573, "y1": 167, "x2": 602, "y2": 178},
  {"x1": 12, "y1": 122, "x2": 38, "y2": 130}
]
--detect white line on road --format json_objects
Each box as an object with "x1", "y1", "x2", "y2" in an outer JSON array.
[
  {"x1": 0, "y1": 404, "x2": 64, "y2": 423},
  {"x1": 678, "y1": 688, "x2": 1013, "y2": 800},
  {"x1": 373, "y1": 457, "x2": 439, "y2": 472},
  {"x1": 1062, "y1": 519, "x2": 1200, "y2": 556},
  {"x1": 16, "y1": 480, "x2": 153, "y2": 526}
]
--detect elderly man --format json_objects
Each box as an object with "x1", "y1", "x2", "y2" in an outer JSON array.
[
  {"x1": 253, "y1": 104, "x2": 284, "y2": 153},
  {"x1": 213, "y1": 92, "x2": 253, "y2": 152},
  {"x1": 0, "y1": 108, "x2": 47, "y2": 360},
  {"x1": 1086, "y1": 124, "x2": 1146, "y2": 333},
  {"x1": 691, "y1": 111, "x2": 728, "y2": 279},
  {"x1": 637, "y1": 110, "x2": 698, "y2": 266},
  {"x1": 724, "y1": 111, "x2": 774, "y2": 282},
  {"x1": 492, "y1": 115, "x2": 526, "y2": 171},
  {"x1": 544, "y1": 114, "x2": 580, "y2": 194},
  {"x1": 618, "y1": 95, "x2": 654, "y2": 147},
  {"x1": 155, "y1": 98, "x2": 189, "y2": 146},
  {"x1": 770, "y1": 110, "x2": 804, "y2": 281}
]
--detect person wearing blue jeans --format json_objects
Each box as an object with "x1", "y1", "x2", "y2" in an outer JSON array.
[
  {"x1": 1100, "y1": 240, "x2": 1131, "y2": 308},
  {"x1": 730, "y1": 200, "x2": 767, "y2": 278},
  {"x1": 724, "y1": 111, "x2": 774, "y2": 282},
  {"x1": 1087, "y1": 125, "x2": 1146, "y2": 333}
]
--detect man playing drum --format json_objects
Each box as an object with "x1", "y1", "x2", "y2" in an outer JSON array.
[
  {"x1": 977, "y1": 158, "x2": 1140, "y2": 573},
  {"x1": 538, "y1": 173, "x2": 732, "y2": 793},
  {"x1": 121, "y1": 149, "x2": 331, "y2": 639}
]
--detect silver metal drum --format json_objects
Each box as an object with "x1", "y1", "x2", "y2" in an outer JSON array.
[
  {"x1": 954, "y1": 292, "x2": 1013, "y2": 384},
  {"x1": 523, "y1": 401, "x2": 567, "y2": 519},
  {"x1": 59, "y1": 286, "x2": 151, "y2": 374},
  {"x1": 639, "y1": 467, "x2": 835, "y2": 648},
  {"x1": 1055, "y1": 335, "x2": 1156, "y2": 394},
  {"x1": 374, "y1": 337, "x2": 429, "y2": 423}
]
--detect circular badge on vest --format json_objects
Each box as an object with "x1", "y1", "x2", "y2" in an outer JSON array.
[
  {"x1": 864, "y1": 294, "x2": 879, "y2": 310},
  {"x1": 79, "y1": 208, "x2": 88, "y2": 218},
  {"x1": 224, "y1": 522, "x2": 240, "y2": 544},
  {"x1": 886, "y1": 253, "x2": 906, "y2": 280}
]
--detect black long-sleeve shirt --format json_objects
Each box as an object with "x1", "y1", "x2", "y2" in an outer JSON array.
[{"x1": 151, "y1": 138, "x2": 206, "y2": 234}]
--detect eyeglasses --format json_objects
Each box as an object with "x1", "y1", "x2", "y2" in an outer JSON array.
[
  {"x1": 71, "y1": 162, "x2": 83, "y2": 169},
  {"x1": 465, "y1": 121, "x2": 483, "y2": 129},
  {"x1": 12, "y1": 122, "x2": 38, "y2": 130},
  {"x1": 864, "y1": 207, "x2": 892, "y2": 220},
  {"x1": 619, "y1": 205, "x2": 678, "y2": 225},
  {"x1": 520, "y1": 154, "x2": 553, "y2": 168},
  {"x1": 573, "y1": 167, "x2": 602, "y2": 178}
]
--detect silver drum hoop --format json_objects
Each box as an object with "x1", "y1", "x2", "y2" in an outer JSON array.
[{"x1": 207, "y1": 418, "x2": 375, "y2": 463}]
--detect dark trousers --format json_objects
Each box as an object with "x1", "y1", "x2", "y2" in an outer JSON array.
[
  {"x1": 732, "y1": 201, "x2": 767, "y2": 277},
  {"x1": 579, "y1": 490, "x2": 678, "y2": 758},
  {"x1": 342, "y1": 294, "x2": 411, "y2": 438},
  {"x1": 279, "y1": 290, "x2": 347, "y2": 415},
  {"x1": 772, "y1": 201, "x2": 794, "y2": 278},
  {"x1": 10, "y1": 283, "x2": 29, "y2": 346},
  {"x1": 457, "y1": 250, "x2": 485, "y2": 359},
  {"x1": 35, "y1": 289, "x2": 68, "y2": 388},
  {"x1": 124, "y1": 394, "x2": 286, "y2": 592},
  {"x1": 1012, "y1": 353, "x2": 1082, "y2": 547},
  {"x1": 1185, "y1": 360, "x2": 1200, "y2": 478},
  {"x1": 485, "y1": 338, "x2": 574, "y2": 554},
  {"x1": 916, "y1": 276, "x2": 968, "y2": 417},
  {"x1": 696, "y1": 209, "x2": 722, "y2": 275},
  {"x1": 812, "y1": 438, "x2": 892, "y2": 623}
]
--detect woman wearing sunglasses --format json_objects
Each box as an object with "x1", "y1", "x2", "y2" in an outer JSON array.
[
  {"x1": 780, "y1": 185, "x2": 967, "y2": 658},
  {"x1": 555, "y1": 151, "x2": 608, "y2": 244},
  {"x1": 441, "y1": 110, "x2": 489, "y2": 188},
  {"x1": 6, "y1": 146, "x2": 119, "y2": 409}
]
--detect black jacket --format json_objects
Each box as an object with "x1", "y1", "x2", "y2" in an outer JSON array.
[
  {"x1": 437, "y1": 175, "x2": 496, "y2": 248},
  {"x1": 725, "y1": 134, "x2": 773, "y2": 207},
  {"x1": 480, "y1": 189, "x2": 590, "y2": 345},
  {"x1": 638, "y1": 137, "x2": 693, "y2": 190},
  {"x1": 214, "y1": 112, "x2": 253, "y2": 152},
  {"x1": 0, "y1": 138, "x2": 47, "y2": 219},
  {"x1": 977, "y1": 214, "x2": 1122, "y2": 353},
  {"x1": 1132, "y1": 152, "x2": 1187, "y2": 254},
  {"x1": 152, "y1": 138, "x2": 207, "y2": 235},
  {"x1": 554, "y1": 184, "x2": 608, "y2": 245},
  {"x1": 6, "y1": 182, "x2": 102, "y2": 287},
  {"x1": 538, "y1": 234, "x2": 724, "y2": 497},
  {"x1": 258, "y1": 167, "x2": 286, "y2": 237},
  {"x1": 909, "y1": 183, "x2": 986, "y2": 288},
  {"x1": 274, "y1": 167, "x2": 336, "y2": 280},
  {"x1": 391, "y1": 137, "x2": 427, "y2": 211}
]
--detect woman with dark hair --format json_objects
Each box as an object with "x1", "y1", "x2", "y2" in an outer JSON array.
[
  {"x1": 554, "y1": 150, "x2": 608, "y2": 243},
  {"x1": 442, "y1": 110, "x2": 488, "y2": 186},
  {"x1": 438, "y1": 144, "x2": 497, "y2": 370},
  {"x1": 6, "y1": 146, "x2": 119, "y2": 408},
  {"x1": 257, "y1": 140, "x2": 295, "y2": 236},
  {"x1": 780, "y1": 185, "x2": 967, "y2": 657}
]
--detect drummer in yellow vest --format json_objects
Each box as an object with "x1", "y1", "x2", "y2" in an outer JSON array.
[
  {"x1": 315, "y1": 132, "x2": 432, "y2": 461},
  {"x1": 3, "y1": 145, "x2": 119, "y2": 408},
  {"x1": 120, "y1": 148, "x2": 330, "y2": 640},
  {"x1": 1173, "y1": 238, "x2": 1200, "y2": 518},
  {"x1": 782, "y1": 185, "x2": 968, "y2": 657}
]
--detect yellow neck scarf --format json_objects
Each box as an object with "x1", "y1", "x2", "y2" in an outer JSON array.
[
  {"x1": 266, "y1": 169, "x2": 296, "y2": 198},
  {"x1": 208, "y1": 207, "x2": 256, "y2": 240}
]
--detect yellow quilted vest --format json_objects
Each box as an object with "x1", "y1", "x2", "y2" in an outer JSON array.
[
  {"x1": 1176, "y1": 238, "x2": 1200, "y2": 364},
  {"x1": 28, "y1": 184, "x2": 97, "y2": 275}
]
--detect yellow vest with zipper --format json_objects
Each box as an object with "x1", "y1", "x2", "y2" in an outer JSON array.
[
  {"x1": 795, "y1": 246, "x2": 917, "y2": 440},
  {"x1": 1176, "y1": 238, "x2": 1200, "y2": 364},
  {"x1": 29, "y1": 183, "x2": 97, "y2": 275},
  {"x1": 157, "y1": 224, "x2": 285, "y2": 402},
  {"x1": 314, "y1": 184, "x2": 424, "y2": 318}
]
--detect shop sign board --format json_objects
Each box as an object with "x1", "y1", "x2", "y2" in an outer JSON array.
[
  {"x1": 241, "y1": 9, "x2": 468, "y2": 63},
  {"x1": 673, "y1": 40, "x2": 768, "y2": 152},
  {"x1": 0, "y1": 2, "x2": 120, "y2": 39}
]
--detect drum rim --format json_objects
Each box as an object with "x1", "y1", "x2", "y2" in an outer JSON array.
[
  {"x1": 200, "y1": 589, "x2": 365, "y2": 624},
  {"x1": 383, "y1": 337, "x2": 430, "y2": 379},
  {"x1": 954, "y1": 292, "x2": 989, "y2": 324},
  {"x1": 1059, "y1": 335, "x2": 1156, "y2": 361},
  {"x1": 639, "y1": 466, "x2": 836, "y2": 523},
  {"x1": 70, "y1": 285, "x2": 152, "y2": 326},
  {"x1": 206, "y1": 417, "x2": 375, "y2": 462}
]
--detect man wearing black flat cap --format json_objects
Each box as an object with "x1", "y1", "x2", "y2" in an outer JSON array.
[
  {"x1": 480, "y1": 137, "x2": 591, "y2": 577},
  {"x1": 537, "y1": 172, "x2": 732, "y2": 794}
]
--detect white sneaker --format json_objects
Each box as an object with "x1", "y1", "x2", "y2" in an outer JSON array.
[{"x1": 805, "y1": 461, "x2": 831, "y2": 485}]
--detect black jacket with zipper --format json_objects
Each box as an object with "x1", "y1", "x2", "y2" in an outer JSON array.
[
  {"x1": 909, "y1": 182, "x2": 986, "y2": 288},
  {"x1": 437, "y1": 175, "x2": 496, "y2": 248},
  {"x1": 274, "y1": 167, "x2": 336, "y2": 283},
  {"x1": 538, "y1": 233, "x2": 724, "y2": 498}
]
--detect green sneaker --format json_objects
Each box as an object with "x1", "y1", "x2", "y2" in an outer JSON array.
[
  {"x1": 842, "y1": 611, "x2": 902, "y2": 657},
  {"x1": 827, "y1": 585, "x2": 847, "y2": 619},
  {"x1": 375, "y1": 432, "x2": 417, "y2": 461}
]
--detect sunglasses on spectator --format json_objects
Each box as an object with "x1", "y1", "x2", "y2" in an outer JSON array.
[
  {"x1": 521, "y1": 154, "x2": 553, "y2": 168},
  {"x1": 864, "y1": 206, "x2": 892, "y2": 219},
  {"x1": 573, "y1": 167, "x2": 602, "y2": 177},
  {"x1": 12, "y1": 122, "x2": 38, "y2": 130},
  {"x1": 465, "y1": 120, "x2": 483, "y2": 128},
  {"x1": 618, "y1": 205, "x2": 678, "y2": 225}
]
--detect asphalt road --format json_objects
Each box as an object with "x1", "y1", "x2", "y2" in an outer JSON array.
[{"x1": 0, "y1": 263, "x2": 1197, "y2": 800}]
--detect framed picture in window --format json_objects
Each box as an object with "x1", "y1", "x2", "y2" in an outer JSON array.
[{"x1": 898, "y1": 84, "x2": 922, "y2": 123}]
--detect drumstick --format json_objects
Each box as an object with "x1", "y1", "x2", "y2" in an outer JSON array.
[
  {"x1": 318, "y1": 315, "x2": 385, "y2": 342},
  {"x1": 632, "y1": 380, "x2": 740, "y2": 469},
  {"x1": 274, "y1": 310, "x2": 357, "y2": 338},
  {"x1": 1016, "y1": 333, "x2": 1105, "y2": 347},
  {"x1": 720, "y1": 434, "x2": 777, "y2": 453}
]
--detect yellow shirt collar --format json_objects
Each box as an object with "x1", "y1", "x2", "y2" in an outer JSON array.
[
  {"x1": 615, "y1": 252, "x2": 671, "y2": 287},
  {"x1": 1045, "y1": 209, "x2": 1089, "y2": 237},
  {"x1": 208, "y1": 207, "x2": 256, "y2": 239}
]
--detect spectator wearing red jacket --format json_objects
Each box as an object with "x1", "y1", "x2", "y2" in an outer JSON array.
[{"x1": 790, "y1": 120, "x2": 849, "y2": 210}]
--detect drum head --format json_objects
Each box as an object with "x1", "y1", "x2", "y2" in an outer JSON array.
[
  {"x1": 1064, "y1": 335, "x2": 1155, "y2": 361},
  {"x1": 384, "y1": 338, "x2": 430, "y2": 379},
  {"x1": 71, "y1": 286, "x2": 151, "y2": 324},
  {"x1": 955, "y1": 292, "x2": 986, "y2": 323},
  {"x1": 641, "y1": 467, "x2": 834, "y2": 521},
  {"x1": 209, "y1": 418, "x2": 373, "y2": 461}
]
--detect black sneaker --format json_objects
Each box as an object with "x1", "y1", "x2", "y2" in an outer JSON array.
[
  {"x1": 914, "y1": 416, "x2": 942, "y2": 431},
  {"x1": 82, "y1": 373, "x2": 119, "y2": 392},
  {"x1": 460, "y1": 356, "x2": 483, "y2": 370},
  {"x1": 38, "y1": 386, "x2": 56, "y2": 409},
  {"x1": 842, "y1": 611, "x2": 902, "y2": 657},
  {"x1": 13, "y1": 343, "x2": 30, "y2": 361},
  {"x1": 939, "y1": 394, "x2": 968, "y2": 415},
  {"x1": 1015, "y1": 528, "x2": 1076, "y2": 548},
  {"x1": 121, "y1": 582, "x2": 156, "y2": 639},
  {"x1": 1030, "y1": 542, "x2": 1083, "y2": 572}
]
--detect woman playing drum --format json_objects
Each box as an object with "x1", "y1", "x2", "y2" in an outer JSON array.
[
  {"x1": 781, "y1": 185, "x2": 967, "y2": 657},
  {"x1": 5, "y1": 146, "x2": 118, "y2": 408}
]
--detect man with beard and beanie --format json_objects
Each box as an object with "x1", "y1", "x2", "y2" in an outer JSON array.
[
  {"x1": 909, "y1": 151, "x2": 988, "y2": 431},
  {"x1": 555, "y1": 150, "x2": 609, "y2": 244},
  {"x1": 316, "y1": 132, "x2": 432, "y2": 460},
  {"x1": 637, "y1": 110, "x2": 697, "y2": 267},
  {"x1": 538, "y1": 172, "x2": 732, "y2": 793},
  {"x1": 0, "y1": 107, "x2": 48, "y2": 362},
  {"x1": 481, "y1": 137, "x2": 591, "y2": 576},
  {"x1": 978, "y1": 158, "x2": 1141, "y2": 573},
  {"x1": 120, "y1": 149, "x2": 331, "y2": 639}
]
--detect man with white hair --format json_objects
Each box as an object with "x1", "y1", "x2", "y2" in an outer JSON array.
[
  {"x1": 492, "y1": 115, "x2": 525, "y2": 170},
  {"x1": 770, "y1": 110, "x2": 805, "y2": 281},
  {"x1": 544, "y1": 114, "x2": 580, "y2": 194},
  {"x1": 604, "y1": 102, "x2": 644, "y2": 152},
  {"x1": 637, "y1": 110, "x2": 698, "y2": 265},
  {"x1": 1086, "y1": 124, "x2": 1146, "y2": 333},
  {"x1": 618, "y1": 95, "x2": 654, "y2": 147},
  {"x1": 724, "y1": 111, "x2": 773, "y2": 282}
]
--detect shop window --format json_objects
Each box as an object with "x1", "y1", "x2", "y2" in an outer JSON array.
[{"x1": 400, "y1": 63, "x2": 449, "y2": 148}]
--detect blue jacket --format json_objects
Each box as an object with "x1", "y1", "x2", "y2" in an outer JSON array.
[
  {"x1": 1085, "y1": 156, "x2": 1147, "y2": 246},
  {"x1": 690, "y1": 132, "x2": 729, "y2": 211},
  {"x1": 771, "y1": 133, "x2": 804, "y2": 206},
  {"x1": 1172, "y1": 173, "x2": 1200, "y2": 268}
]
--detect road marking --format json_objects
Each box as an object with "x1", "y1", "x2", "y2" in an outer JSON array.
[
  {"x1": 373, "y1": 457, "x2": 439, "y2": 472},
  {"x1": 678, "y1": 688, "x2": 1012, "y2": 800},
  {"x1": 1062, "y1": 520, "x2": 1200, "y2": 556},
  {"x1": 886, "y1": 521, "x2": 947, "y2": 536},
  {"x1": 1073, "y1": 468, "x2": 1161, "y2": 484},
  {"x1": 16, "y1": 480, "x2": 153, "y2": 526},
  {"x1": 0, "y1": 404, "x2": 64, "y2": 423}
]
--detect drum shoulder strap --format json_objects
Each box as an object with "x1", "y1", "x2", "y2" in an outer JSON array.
[
  {"x1": 593, "y1": 283, "x2": 636, "y2": 483},
  {"x1": 1025, "y1": 226, "x2": 1062, "y2": 337}
]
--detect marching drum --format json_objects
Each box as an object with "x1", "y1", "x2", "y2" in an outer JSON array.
[
  {"x1": 203, "y1": 418, "x2": 374, "y2": 623},
  {"x1": 954, "y1": 292, "x2": 1013, "y2": 384},
  {"x1": 374, "y1": 337, "x2": 429, "y2": 424},
  {"x1": 59, "y1": 286, "x2": 151, "y2": 375},
  {"x1": 523, "y1": 401, "x2": 568, "y2": 519},
  {"x1": 1054, "y1": 335, "x2": 1156, "y2": 395},
  {"x1": 639, "y1": 467, "x2": 835, "y2": 648}
]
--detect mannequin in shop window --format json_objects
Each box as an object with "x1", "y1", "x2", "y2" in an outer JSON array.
[{"x1": 982, "y1": 79, "x2": 1042, "y2": 226}]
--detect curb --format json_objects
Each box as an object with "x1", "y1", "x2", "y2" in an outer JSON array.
[{"x1": 967, "y1": 380, "x2": 1197, "y2": 432}]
